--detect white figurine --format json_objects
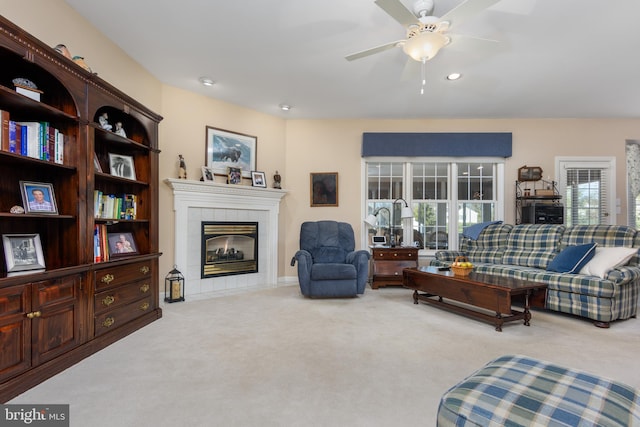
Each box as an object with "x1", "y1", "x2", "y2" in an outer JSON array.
[
  {"x1": 99, "y1": 112, "x2": 112, "y2": 131},
  {"x1": 114, "y1": 122, "x2": 126, "y2": 137}
]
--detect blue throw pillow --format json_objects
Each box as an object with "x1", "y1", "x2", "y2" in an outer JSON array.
[{"x1": 547, "y1": 243, "x2": 597, "y2": 273}]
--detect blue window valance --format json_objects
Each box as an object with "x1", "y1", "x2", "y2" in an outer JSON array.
[{"x1": 361, "y1": 132, "x2": 512, "y2": 157}]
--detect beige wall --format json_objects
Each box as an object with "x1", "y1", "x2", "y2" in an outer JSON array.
[{"x1": 5, "y1": 1, "x2": 640, "y2": 282}]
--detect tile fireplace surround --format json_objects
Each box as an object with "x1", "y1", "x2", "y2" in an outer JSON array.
[{"x1": 165, "y1": 178, "x2": 287, "y2": 299}]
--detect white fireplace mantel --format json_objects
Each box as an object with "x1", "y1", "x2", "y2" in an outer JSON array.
[{"x1": 165, "y1": 178, "x2": 287, "y2": 298}]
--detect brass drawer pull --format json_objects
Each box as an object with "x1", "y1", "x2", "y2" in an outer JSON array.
[
  {"x1": 26, "y1": 311, "x2": 42, "y2": 319},
  {"x1": 139, "y1": 302, "x2": 150, "y2": 311},
  {"x1": 394, "y1": 253, "x2": 398, "y2": 257},
  {"x1": 140, "y1": 284, "x2": 150, "y2": 293},
  {"x1": 102, "y1": 295, "x2": 115, "y2": 306},
  {"x1": 139, "y1": 266, "x2": 150, "y2": 274},
  {"x1": 101, "y1": 274, "x2": 115, "y2": 284},
  {"x1": 102, "y1": 317, "x2": 115, "y2": 328}
]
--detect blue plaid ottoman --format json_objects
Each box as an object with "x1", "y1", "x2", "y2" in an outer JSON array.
[{"x1": 437, "y1": 354, "x2": 640, "y2": 427}]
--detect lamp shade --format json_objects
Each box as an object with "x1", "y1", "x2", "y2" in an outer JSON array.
[
  {"x1": 402, "y1": 31, "x2": 449, "y2": 62},
  {"x1": 364, "y1": 214, "x2": 378, "y2": 227},
  {"x1": 400, "y1": 206, "x2": 414, "y2": 219}
]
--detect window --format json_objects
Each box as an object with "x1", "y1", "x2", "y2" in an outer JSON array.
[
  {"x1": 556, "y1": 157, "x2": 615, "y2": 226},
  {"x1": 365, "y1": 159, "x2": 504, "y2": 251}
]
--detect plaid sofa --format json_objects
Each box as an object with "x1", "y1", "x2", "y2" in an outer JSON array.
[
  {"x1": 437, "y1": 354, "x2": 640, "y2": 426},
  {"x1": 430, "y1": 224, "x2": 640, "y2": 327}
]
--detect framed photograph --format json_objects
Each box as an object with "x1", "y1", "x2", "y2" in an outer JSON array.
[
  {"x1": 107, "y1": 232, "x2": 139, "y2": 257},
  {"x1": 2, "y1": 234, "x2": 46, "y2": 273},
  {"x1": 109, "y1": 153, "x2": 136, "y2": 180},
  {"x1": 227, "y1": 167, "x2": 242, "y2": 185},
  {"x1": 310, "y1": 172, "x2": 338, "y2": 207},
  {"x1": 20, "y1": 181, "x2": 58, "y2": 214},
  {"x1": 518, "y1": 165, "x2": 543, "y2": 182},
  {"x1": 251, "y1": 171, "x2": 266, "y2": 188},
  {"x1": 202, "y1": 166, "x2": 215, "y2": 182},
  {"x1": 205, "y1": 126, "x2": 256, "y2": 178},
  {"x1": 94, "y1": 152, "x2": 103, "y2": 173}
]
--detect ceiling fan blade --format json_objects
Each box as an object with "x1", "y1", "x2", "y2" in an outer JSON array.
[
  {"x1": 439, "y1": 0, "x2": 502, "y2": 27},
  {"x1": 374, "y1": 0, "x2": 418, "y2": 27},
  {"x1": 345, "y1": 40, "x2": 404, "y2": 61}
]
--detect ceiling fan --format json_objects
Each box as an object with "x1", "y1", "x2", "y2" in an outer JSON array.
[{"x1": 346, "y1": 0, "x2": 502, "y2": 64}]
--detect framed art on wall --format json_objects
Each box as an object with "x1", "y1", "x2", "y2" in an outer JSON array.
[
  {"x1": 205, "y1": 126, "x2": 256, "y2": 178},
  {"x1": 2, "y1": 233, "x2": 46, "y2": 273},
  {"x1": 20, "y1": 181, "x2": 58, "y2": 214},
  {"x1": 310, "y1": 172, "x2": 338, "y2": 207}
]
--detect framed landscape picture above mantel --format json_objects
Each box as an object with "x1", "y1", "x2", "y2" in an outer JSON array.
[{"x1": 205, "y1": 126, "x2": 256, "y2": 179}]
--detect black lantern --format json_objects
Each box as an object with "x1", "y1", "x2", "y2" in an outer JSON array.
[{"x1": 164, "y1": 265, "x2": 185, "y2": 303}]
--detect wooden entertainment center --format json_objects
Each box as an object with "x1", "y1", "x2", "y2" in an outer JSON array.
[{"x1": 0, "y1": 16, "x2": 162, "y2": 401}]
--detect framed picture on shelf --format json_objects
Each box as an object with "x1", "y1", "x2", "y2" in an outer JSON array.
[
  {"x1": 310, "y1": 172, "x2": 338, "y2": 207},
  {"x1": 227, "y1": 167, "x2": 242, "y2": 184},
  {"x1": 20, "y1": 181, "x2": 58, "y2": 214},
  {"x1": 94, "y1": 152, "x2": 103, "y2": 173},
  {"x1": 251, "y1": 171, "x2": 266, "y2": 187},
  {"x1": 107, "y1": 232, "x2": 139, "y2": 257},
  {"x1": 201, "y1": 166, "x2": 215, "y2": 182},
  {"x1": 205, "y1": 126, "x2": 256, "y2": 178},
  {"x1": 2, "y1": 234, "x2": 46, "y2": 273},
  {"x1": 108, "y1": 153, "x2": 136, "y2": 180},
  {"x1": 518, "y1": 165, "x2": 543, "y2": 182}
]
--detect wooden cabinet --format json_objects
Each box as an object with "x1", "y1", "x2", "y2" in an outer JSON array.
[
  {"x1": 370, "y1": 247, "x2": 419, "y2": 289},
  {"x1": 0, "y1": 274, "x2": 81, "y2": 383},
  {"x1": 0, "y1": 16, "x2": 162, "y2": 401}
]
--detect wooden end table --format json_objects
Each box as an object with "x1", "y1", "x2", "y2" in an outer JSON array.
[
  {"x1": 370, "y1": 246, "x2": 418, "y2": 289},
  {"x1": 403, "y1": 266, "x2": 548, "y2": 332}
]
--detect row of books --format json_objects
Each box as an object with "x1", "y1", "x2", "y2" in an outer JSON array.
[
  {"x1": 0, "y1": 110, "x2": 65, "y2": 163},
  {"x1": 94, "y1": 191, "x2": 138, "y2": 220},
  {"x1": 93, "y1": 224, "x2": 109, "y2": 262}
]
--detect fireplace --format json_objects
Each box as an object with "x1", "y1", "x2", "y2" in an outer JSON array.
[
  {"x1": 201, "y1": 222, "x2": 258, "y2": 278},
  {"x1": 165, "y1": 178, "x2": 286, "y2": 299}
]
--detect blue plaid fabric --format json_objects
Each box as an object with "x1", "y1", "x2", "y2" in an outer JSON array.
[
  {"x1": 437, "y1": 354, "x2": 640, "y2": 427},
  {"x1": 502, "y1": 224, "x2": 565, "y2": 269},
  {"x1": 429, "y1": 224, "x2": 640, "y2": 324}
]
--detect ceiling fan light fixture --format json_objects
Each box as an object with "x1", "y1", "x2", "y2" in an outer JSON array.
[{"x1": 402, "y1": 31, "x2": 449, "y2": 62}]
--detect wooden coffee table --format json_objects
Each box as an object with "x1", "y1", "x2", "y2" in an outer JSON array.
[{"x1": 403, "y1": 266, "x2": 548, "y2": 331}]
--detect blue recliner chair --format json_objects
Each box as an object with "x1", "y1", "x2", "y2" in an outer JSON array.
[{"x1": 292, "y1": 221, "x2": 370, "y2": 298}]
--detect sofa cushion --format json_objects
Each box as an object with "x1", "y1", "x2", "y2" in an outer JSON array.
[
  {"x1": 579, "y1": 246, "x2": 638, "y2": 279},
  {"x1": 462, "y1": 223, "x2": 513, "y2": 263},
  {"x1": 502, "y1": 224, "x2": 565, "y2": 269},
  {"x1": 547, "y1": 243, "x2": 597, "y2": 273},
  {"x1": 311, "y1": 263, "x2": 357, "y2": 280},
  {"x1": 562, "y1": 225, "x2": 639, "y2": 266}
]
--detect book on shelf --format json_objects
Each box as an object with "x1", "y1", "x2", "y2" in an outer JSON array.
[
  {"x1": 8, "y1": 121, "x2": 65, "y2": 163},
  {"x1": 0, "y1": 109, "x2": 9, "y2": 152},
  {"x1": 94, "y1": 191, "x2": 138, "y2": 220},
  {"x1": 93, "y1": 224, "x2": 110, "y2": 262}
]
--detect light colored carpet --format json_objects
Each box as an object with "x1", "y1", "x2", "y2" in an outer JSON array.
[{"x1": 9, "y1": 285, "x2": 640, "y2": 427}]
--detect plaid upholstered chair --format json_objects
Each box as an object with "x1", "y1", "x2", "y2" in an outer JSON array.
[{"x1": 292, "y1": 221, "x2": 370, "y2": 298}]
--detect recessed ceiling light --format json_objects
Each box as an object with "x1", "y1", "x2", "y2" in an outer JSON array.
[
  {"x1": 279, "y1": 104, "x2": 291, "y2": 111},
  {"x1": 446, "y1": 73, "x2": 462, "y2": 81},
  {"x1": 199, "y1": 77, "x2": 215, "y2": 86}
]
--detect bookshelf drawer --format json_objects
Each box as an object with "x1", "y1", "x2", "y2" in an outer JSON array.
[
  {"x1": 94, "y1": 261, "x2": 152, "y2": 291},
  {"x1": 94, "y1": 279, "x2": 151, "y2": 315},
  {"x1": 94, "y1": 295, "x2": 154, "y2": 337}
]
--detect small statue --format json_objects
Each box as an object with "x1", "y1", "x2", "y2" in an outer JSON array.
[
  {"x1": 114, "y1": 121, "x2": 127, "y2": 137},
  {"x1": 54, "y1": 44, "x2": 72, "y2": 59},
  {"x1": 178, "y1": 154, "x2": 187, "y2": 179},
  {"x1": 99, "y1": 112, "x2": 112, "y2": 131},
  {"x1": 72, "y1": 55, "x2": 92, "y2": 73},
  {"x1": 273, "y1": 171, "x2": 281, "y2": 189}
]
